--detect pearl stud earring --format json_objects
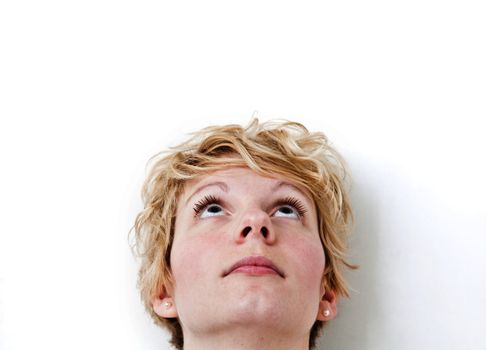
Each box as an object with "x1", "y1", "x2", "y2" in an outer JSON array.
[
  {"x1": 323, "y1": 309, "x2": 330, "y2": 317},
  {"x1": 163, "y1": 301, "x2": 172, "y2": 308}
]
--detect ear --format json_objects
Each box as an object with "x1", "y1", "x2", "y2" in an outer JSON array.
[
  {"x1": 151, "y1": 284, "x2": 178, "y2": 319},
  {"x1": 315, "y1": 287, "x2": 338, "y2": 321}
]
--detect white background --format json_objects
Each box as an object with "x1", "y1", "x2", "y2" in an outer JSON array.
[{"x1": 1, "y1": 1, "x2": 485, "y2": 349}]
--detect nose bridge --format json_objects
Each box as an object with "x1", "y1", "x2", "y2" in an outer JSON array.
[{"x1": 235, "y1": 204, "x2": 275, "y2": 243}]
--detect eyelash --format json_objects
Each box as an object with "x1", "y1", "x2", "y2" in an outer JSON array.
[{"x1": 192, "y1": 195, "x2": 308, "y2": 218}]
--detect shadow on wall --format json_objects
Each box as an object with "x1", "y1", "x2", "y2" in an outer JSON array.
[{"x1": 317, "y1": 154, "x2": 384, "y2": 350}]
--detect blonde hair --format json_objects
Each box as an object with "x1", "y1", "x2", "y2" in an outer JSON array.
[{"x1": 128, "y1": 117, "x2": 359, "y2": 349}]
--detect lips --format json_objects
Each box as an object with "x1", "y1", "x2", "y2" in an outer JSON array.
[{"x1": 223, "y1": 255, "x2": 285, "y2": 278}]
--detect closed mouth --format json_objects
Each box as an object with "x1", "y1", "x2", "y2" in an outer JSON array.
[{"x1": 223, "y1": 255, "x2": 285, "y2": 278}]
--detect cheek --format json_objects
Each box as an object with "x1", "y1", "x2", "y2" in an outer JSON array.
[
  {"x1": 287, "y1": 235, "x2": 325, "y2": 288},
  {"x1": 170, "y1": 234, "x2": 221, "y2": 288}
]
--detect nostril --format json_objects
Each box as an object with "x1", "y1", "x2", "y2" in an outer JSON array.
[
  {"x1": 241, "y1": 226, "x2": 270, "y2": 239},
  {"x1": 261, "y1": 227, "x2": 268, "y2": 238},
  {"x1": 242, "y1": 226, "x2": 251, "y2": 237}
]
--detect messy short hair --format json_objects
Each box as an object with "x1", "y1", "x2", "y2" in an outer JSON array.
[{"x1": 129, "y1": 117, "x2": 359, "y2": 349}]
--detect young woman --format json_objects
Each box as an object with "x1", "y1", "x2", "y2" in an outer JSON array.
[{"x1": 130, "y1": 117, "x2": 359, "y2": 349}]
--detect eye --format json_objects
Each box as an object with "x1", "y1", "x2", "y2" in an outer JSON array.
[
  {"x1": 273, "y1": 205, "x2": 299, "y2": 218},
  {"x1": 192, "y1": 195, "x2": 308, "y2": 220},
  {"x1": 273, "y1": 196, "x2": 307, "y2": 219},
  {"x1": 193, "y1": 195, "x2": 225, "y2": 219}
]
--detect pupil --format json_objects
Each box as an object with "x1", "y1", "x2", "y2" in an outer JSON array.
[
  {"x1": 208, "y1": 205, "x2": 220, "y2": 213},
  {"x1": 281, "y1": 206, "x2": 292, "y2": 214}
]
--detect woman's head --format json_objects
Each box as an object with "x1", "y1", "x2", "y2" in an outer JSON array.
[{"x1": 129, "y1": 117, "x2": 358, "y2": 349}]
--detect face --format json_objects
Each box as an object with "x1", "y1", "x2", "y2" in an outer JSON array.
[{"x1": 157, "y1": 166, "x2": 332, "y2": 336}]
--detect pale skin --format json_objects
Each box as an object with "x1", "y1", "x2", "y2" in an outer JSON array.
[{"x1": 152, "y1": 166, "x2": 338, "y2": 350}]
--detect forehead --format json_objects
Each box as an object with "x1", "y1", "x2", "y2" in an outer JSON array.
[{"x1": 186, "y1": 167, "x2": 279, "y2": 189}]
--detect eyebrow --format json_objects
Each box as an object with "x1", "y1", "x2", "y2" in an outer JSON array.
[
  {"x1": 184, "y1": 180, "x2": 312, "y2": 207},
  {"x1": 185, "y1": 181, "x2": 229, "y2": 206}
]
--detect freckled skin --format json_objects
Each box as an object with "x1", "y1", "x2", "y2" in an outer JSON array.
[{"x1": 168, "y1": 167, "x2": 327, "y2": 346}]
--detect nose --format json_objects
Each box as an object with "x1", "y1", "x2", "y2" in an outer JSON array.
[{"x1": 234, "y1": 207, "x2": 276, "y2": 244}]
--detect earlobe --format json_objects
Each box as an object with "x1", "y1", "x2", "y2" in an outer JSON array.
[
  {"x1": 152, "y1": 297, "x2": 178, "y2": 318},
  {"x1": 151, "y1": 286, "x2": 178, "y2": 318},
  {"x1": 316, "y1": 289, "x2": 338, "y2": 321}
]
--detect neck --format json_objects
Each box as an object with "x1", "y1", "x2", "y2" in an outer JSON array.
[{"x1": 182, "y1": 327, "x2": 310, "y2": 350}]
